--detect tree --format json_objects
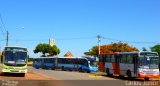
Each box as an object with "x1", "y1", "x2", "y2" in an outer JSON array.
[
  {"x1": 49, "y1": 45, "x2": 60, "y2": 56},
  {"x1": 34, "y1": 43, "x2": 60, "y2": 57},
  {"x1": 151, "y1": 44, "x2": 160, "y2": 57},
  {"x1": 142, "y1": 47, "x2": 147, "y2": 51},
  {"x1": 84, "y1": 42, "x2": 139, "y2": 57},
  {"x1": 84, "y1": 46, "x2": 99, "y2": 56}
]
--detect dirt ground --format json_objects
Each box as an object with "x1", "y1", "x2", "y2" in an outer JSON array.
[{"x1": 0, "y1": 71, "x2": 56, "y2": 80}]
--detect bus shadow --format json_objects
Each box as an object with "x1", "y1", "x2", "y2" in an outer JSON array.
[
  {"x1": 0, "y1": 72, "x2": 24, "y2": 77},
  {"x1": 101, "y1": 74, "x2": 159, "y2": 81}
]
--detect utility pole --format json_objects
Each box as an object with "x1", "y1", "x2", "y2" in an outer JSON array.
[
  {"x1": 97, "y1": 35, "x2": 101, "y2": 55},
  {"x1": 6, "y1": 31, "x2": 9, "y2": 46}
]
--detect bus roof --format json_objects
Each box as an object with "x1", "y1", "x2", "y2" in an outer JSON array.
[
  {"x1": 118, "y1": 51, "x2": 158, "y2": 54},
  {"x1": 33, "y1": 56, "x2": 91, "y2": 60},
  {"x1": 4, "y1": 46, "x2": 27, "y2": 49},
  {"x1": 99, "y1": 51, "x2": 158, "y2": 55},
  {"x1": 33, "y1": 56, "x2": 84, "y2": 58}
]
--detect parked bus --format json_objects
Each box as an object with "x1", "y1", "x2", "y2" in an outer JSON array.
[
  {"x1": 33, "y1": 56, "x2": 98, "y2": 73},
  {"x1": 99, "y1": 52, "x2": 159, "y2": 80},
  {"x1": 33, "y1": 57, "x2": 56, "y2": 70},
  {"x1": 1, "y1": 46, "x2": 28, "y2": 77}
]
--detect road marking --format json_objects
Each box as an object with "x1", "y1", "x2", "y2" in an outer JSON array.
[{"x1": 88, "y1": 74, "x2": 102, "y2": 79}]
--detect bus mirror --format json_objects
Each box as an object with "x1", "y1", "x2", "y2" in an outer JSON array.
[{"x1": 147, "y1": 57, "x2": 150, "y2": 60}]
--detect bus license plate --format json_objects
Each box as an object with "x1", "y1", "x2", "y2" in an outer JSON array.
[{"x1": 10, "y1": 70, "x2": 19, "y2": 72}]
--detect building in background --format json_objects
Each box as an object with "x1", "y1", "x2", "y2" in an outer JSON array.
[
  {"x1": 64, "y1": 51, "x2": 74, "y2": 57},
  {"x1": 49, "y1": 37, "x2": 55, "y2": 46}
]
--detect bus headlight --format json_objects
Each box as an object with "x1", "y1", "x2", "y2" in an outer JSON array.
[
  {"x1": 140, "y1": 71, "x2": 146, "y2": 74},
  {"x1": 154, "y1": 71, "x2": 159, "y2": 75},
  {"x1": 3, "y1": 66, "x2": 8, "y2": 69}
]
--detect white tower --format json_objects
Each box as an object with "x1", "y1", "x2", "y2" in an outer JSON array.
[{"x1": 49, "y1": 37, "x2": 55, "y2": 46}]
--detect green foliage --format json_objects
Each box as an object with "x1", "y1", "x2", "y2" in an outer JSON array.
[
  {"x1": 142, "y1": 47, "x2": 148, "y2": 51},
  {"x1": 28, "y1": 57, "x2": 33, "y2": 62},
  {"x1": 151, "y1": 44, "x2": 160, "y2": 58},
  {"x1": 84, "y1": 46, "x2": 98, "y2": 57},
  {"x1": 34, "y1": 43, "x2": 60, "y2": 57},
  {"x1": 49, "y1": 45, "x2": 60, "y2": 56}
]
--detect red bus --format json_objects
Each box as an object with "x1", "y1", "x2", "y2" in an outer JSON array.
[{"x1": 99, "y1": 52, "x2": 159, "y2": 80}]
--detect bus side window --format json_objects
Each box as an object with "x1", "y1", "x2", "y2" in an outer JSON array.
[
  {"x1": 99, "y1": 55, "x2": 105, "y2": 63},
  {"x1": 126, "y1": 54, "x2": 133, "y2": 64},
  {"x1": 80, "y1": 59, "x2": 88, "y2": 67},
  {"x1": 106, "y1": 55, "x2": 111, "y2": 62},
  {"x1": 111, "y1": 55, "x2": 115, "y2": 62},
  {"x1": 103, "y1": 55, "x2": 106, "y2": 63},
  {"x1": 84, "y1": 60, "x2": 88, "y2": 67},
  {"x1": 58, "y1": 58, "x2": 61, "y2": 64},
  {"x1": 120, "y1": 54, "x2": 126, "y2": 63},
  {"x1": 99, "y1": 57, "x2": 102, "y2": 62},
  {"x1": 133, "y1": 54, "x2": 138, "y2": 64}
]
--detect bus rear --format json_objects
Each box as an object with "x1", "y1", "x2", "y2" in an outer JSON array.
[{"x1": 2, "y1": 46, "x2": 28, "y2": 77}]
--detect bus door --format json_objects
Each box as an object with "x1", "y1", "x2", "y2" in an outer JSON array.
[
  {"x1": 74, "y1": 58, "x2": 78, "y2": 70},
  {"x1": 98, "y1": 55, "x2": 105, "y2": 72},
  {"x1": 42, "y1": 58, "x2": 45, "y2": 69},
  {"x1": 115, "y1": 54, "x2": 120, "y2": 75},
  {"x1": 133, "y1": 54, "x2": 138, "y2": 77}
]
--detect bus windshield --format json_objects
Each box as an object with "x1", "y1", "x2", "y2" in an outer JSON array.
[
  {"x1": 4, "y1": 51, "x2": 27, "y2": 66},
  {"x1": 149, "y1": 57, "x2": 159, "y2": 69},
  {"x1": 89, "y1": 61, "x2": 97, "y2": 67},
  {"x1": 139, "y1": 56, "x2": 159, "y2": 69}
]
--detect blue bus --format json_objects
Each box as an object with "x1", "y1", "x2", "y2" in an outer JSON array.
[
  {"x1": 33, "y1": 56, "x2": 98, "y2": 73},
  {"x1": 33, "y1": 57, "x2": 56, "y2": 70}
]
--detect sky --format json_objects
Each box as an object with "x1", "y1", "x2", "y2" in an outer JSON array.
[{"x1": 0, "y1": 0, "x2": 160, "y2": 57}]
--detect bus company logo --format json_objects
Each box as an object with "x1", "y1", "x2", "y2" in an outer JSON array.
[
  {"x1": 1, "y1": 80, "x2": 18, "y2": 86},
  {"x1": 125, "y1": 81, "x2": 159, "y2": 86}
]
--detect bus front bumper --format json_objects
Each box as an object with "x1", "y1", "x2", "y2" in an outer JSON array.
[
  {"x1": 2, "y1": 68, "x2": 27, "y2": 73},
  {"x1": 138, "y1": 74, "x2": 159, "y2": 78},
  {"x1": 89, "y1": 67, "x2": 98, "y2": 72}
]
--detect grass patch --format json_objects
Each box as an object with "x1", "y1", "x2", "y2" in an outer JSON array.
[{"x1": 27, "y1": 62, "x2": 33, "y2": 66}]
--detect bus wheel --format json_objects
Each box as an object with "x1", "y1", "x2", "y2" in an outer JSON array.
[
  {"x1": 119, "y1": 75, "x2": 124, "y2": 79},
  {"x1": 87, "y1": 71, "x2": 90, "y2": 73},
  {"x1": 62, "y1": 66, "x2": 65, "y2": 71},
  {"x1": 79, "y1": 68, "x2": 83, "y2": 72},
  {"x1": 144, "y1": 78, "x2": 149, "y2": 81},
  {"x1": 106, "y1": 68, "x2": 112, "y2": 76},
  {"x1": 21, "y1": 73, "x2": 25, "y2": 77},
  {"x1": 36, "y1": 67, "x2": 39, "y2": 69},
  {"x1": 127, "y1": 71, "x2": 132, "y2": 79},
  {"x1": 52, "y1": 67, "x2": 55, "y2": 70}
]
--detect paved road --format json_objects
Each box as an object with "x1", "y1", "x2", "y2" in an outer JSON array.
[
  {"x1": 28, "y1": 66, "x2": 115, "y2": 80},
  {"x1": 0, "y1": 64, "x2": 159, "y2": 86},
  {"x1": 28, "y1": 67, "x2": 160, "y2": 86}
]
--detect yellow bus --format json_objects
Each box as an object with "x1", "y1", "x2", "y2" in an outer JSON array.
[{"x1": 1, "y1": 46, "x2": 28, "y2": 77}]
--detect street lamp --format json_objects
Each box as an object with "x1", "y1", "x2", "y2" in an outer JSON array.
[
  {"x1": 97, "y1": 35, "x2": 101, "y2": 55},
  {"x1": 6, "y1": 27, "x2": 24, "y2": 46},
  {"x1": 6, "y1": 31, "x2": 9, "y2": 46}
]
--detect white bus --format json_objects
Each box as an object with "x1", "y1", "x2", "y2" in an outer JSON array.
[{"x1": 99, "y1": 52, "x2": 159, "y2": 80}]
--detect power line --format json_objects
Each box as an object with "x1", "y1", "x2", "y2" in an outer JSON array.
[
  {"x1": 0, "y1": 26, "x2": 6, "y2": 38},
  {"x1": 0, "y1": 36, "x2": 159, "y2": 44},
  {"x1": 0, "y1": 14, "x2": 7, "y2": 32},
  {"x1": 5, "y1": 36, "x2": 96, "y2": 42},
  {"x1": 103, "y1": 37, "x2": 159, "y2": 44},
  {"x1": 55, "y1": 36, "x2": 96, "y2": 40}
]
